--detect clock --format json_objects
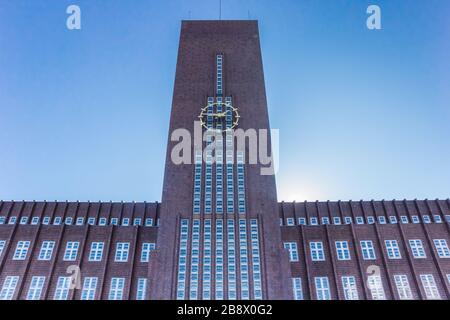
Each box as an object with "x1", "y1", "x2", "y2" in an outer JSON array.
[{"x1": 198, "y1": 101, "x2": 240, "y2": 132}]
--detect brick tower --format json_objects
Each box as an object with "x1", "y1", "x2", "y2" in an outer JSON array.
[{"x1": 149, "y1": 20, "x2": 292, "y2": 300}]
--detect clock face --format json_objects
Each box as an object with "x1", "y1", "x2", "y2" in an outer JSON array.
[{"x1": 198, "y1": 101, "x2": 240, "y2": 132}]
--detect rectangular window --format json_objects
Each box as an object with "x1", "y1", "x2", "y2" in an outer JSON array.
[
  {"x1": 20, "y1": 216, "x2": 28, "y2": 225},
  {"x1": 109, "y1": 278, "x2": 125, "y2": 300},
  {"x1": 133, "y1": 218, "x2": 141, "y2": 226},
  {"x1": 335, "y1": 241, "x2": 351, "y2": 260},
  {"x1": 54, "y1": 276, "x2": 71, "y2": 300},
  {"x1": 333, "y1": 217, "x2": 341, "y2": 225},
  {"x1": 310, "y1": 217, "x2": 318, "y2": 225},
  {"x1": 99, "y1": 218, "x2": 107, "y2": 226},
  {"x1": 423, "y1": 215, "x2": 431, "y2": 223},
  {"x1": 284, "y1": 242, "x2": 299, "y2": 262},
  {"x1": 356, "y1": 217, "x2": 364, "y2": 224},
  {"x1": 0, "y1": 276, "x2": 19, "y2": 300},
  {"x1": 110, "y1": 218, "x2": 118, "y2": 225},
  {"x1": 31, "y1": 217, "x2": 39, "y2": 225},
  {"x1": 122, "y1": 218, "x2": 130, "y2": 226},
  {"x1": 445, "y1": 215, "x2": 450, "y2": 223},
  {"x1": 378, "y1": 216, "x2": 386, "y2": 224},
  {"x1": 385, "y1": 240, "x2": 401, "y2": 259},
  {"x1": 314, "y1": 277, "x2": 331, "y2": 300},
  {"x1": 367, "y1": 216, "x2": 375, "y2": 224},
  {"x1": 65, "y1": 217, "x2": 73, "y2": 225},
  {"x1": 76, "y1": 217, "x2": 84, "y2": 225},
  {"x1": 42, "y1": 216, "x2": 50, "y2": 225},
  {"x1": 342, "y1": 276, "x2": 359, "y2": 300},
  {"x1": 115, "y1": 242, "x2": 130, "y2": 262},
  {"x1": 145, "y1": 218, "x2": 153, "y2": 226},
  {"x1": 409, "y1": 239, "x2": 426, "y2": 259},
  {"x1": 298, "y1": 218, "x2": 306, "y2": 225},
  {"x1": 292, "y1": 278, "x2": 303, "y2": 300},
  {"x1": 13, "y1": 240, "x2": 30, "y2": 260},
  {"x1": 286, "y1": 218, "x2": 294, "y2": 226},
  {"x1": 434, "y1": 215, "x2": 442, "y2": 223},
  {"x1": 360, "y1": 240, "x2": 376, "y2": 260},
  {"x1": 394, "y1": 274, "x2": 413, "y2": 300},
  {"x1": 411, "y1": 215, "x2": 420, "y2": 224},
  {"x1": 0, "y1": 240, "x2": 5, "y2": 258},
  {"x1": 368, "y1": 275, "x2": 386, "y2": 300},
  {"x1": 141, "y1": 243, "x2": 155, "y2": 263},
  {"x1": 63, "y1": 241, "x2": 80, "y2": 261},
  {"x1": 88, "y1": 242, "x2": 104, "y2": 262},
  {"x1": 0, "y1": 216, "x2": 5, "y2": 224},
  {"x1": 389, "y1": 216, "x2": 397, "y2": 224},
  {"x1": 310, "y1": 241, "x2": 325, "y2": 261},
  {"x1": 321, "y1": 217, "x2": 329, "y2": 225},
  {"x1": 81, "y1": 277, "x2": 97, "y2": 300},
  {"x1": 433, "y1": 239, "x2": 450, "y2": 258},
  {"x1": 26, "y1": 276, "x2": 45, "y2": 300},
  {"x1": 87, "y1": 217, "x2": 95, "y2": 225},
  {"x1": 344, "y1": 216, "x2": 352, "y2": 224},
  {"x1": 136, "y1": 278, "x2": 147, "y2": 300},
  {"x1": 420, "y1": 274, "x2": 441, "y2": 300},
  {"x1": 8, "y1": 216, "x2": 17, "y2": 224},
  {"x1": 38, "y1": 241, "x2": 55, "y2": 261},
  {"x1": 53, "y1": 217, "x2": 61, "y2": 225},
  {"x1": 400, "y1": 216, "x2": 409, "y2": 224}
]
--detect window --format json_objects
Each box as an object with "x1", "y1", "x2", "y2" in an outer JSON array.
[
  {"x1": 133, "y1": 218, "x2": 141, "y2": 226},
  {"x1": 26, "y1": 276, "x2": 45, "y2": 300},
  {"x1": 13, "y1": 240, "x2": 30, "y2": 260},
  {"x1": 367, "y1": 216, "x2": 375, "y2": 224},
  {"x1": 394, "y1": 275, "x2": 413, "y2": 300},
  {"x1": 389, "y1": 216, "x2": 397, "y2": 224},
  {"x1": 434, "y1": 215, "x2": 442, "y2": 223},
  {"x1": 385, "y1": 240, "x2": 401, "y2": 259},
  {"x1": 87, "y1": 217, "x2": 96, "y2": 225},
  {"x1": 420, "y1": 274, "x2": 441, "y2": 300},
  {"x1": 0, "y1": 216, "x2": 5, "y2": 224},
  {"x1": 360, "y1": 240, "x2": 376, "y2": 260},
  {"x1": 53, "y1": 216, "x2": 62, "y2": 225},
  {"x1": 368, "y1": 275, "x2": 385, "y2": 300},
  {"x1": 81, "y1": 277, "x2": 97, "y2": 300},
  {"x1": 333, "y1": 217, "x2": 341, "y2": 225},
  {"x1": 99, "y1": 218, "x2": 107, "y2": 226},
  {"x1": 335, "y1": 241, "x2": 351, "y2": 260},
  {"x1": 0, "y1": 240, "x2": 5, "y2": 258},
  {"x1": 8, "y1": 216, "x2": 17, "y2": 224},
  {"x1": 378, "y1": 216, "x2": 386, "y2": 224},
  {"x1": 433, "y1": 239, "x2": 450, "y2": 258},
  {"x1": 356, "y1": 217, "x2": 364, "y2": 224},
  {"x1": 344, "y1": 216, "x2": 352, "y2": 225},
  {"x1": 115, "y1": 242, "x2": 130, "y2": 262},
  {"x1": 88, "y1": 242, "x2": 104, "y2": 262},
  {"x1": 292, "y1": 278, "x2": 303, "y2": 300},
  {"x1": 321, "y1": 217, "x2": 329, "y2": 225},
  {"x1": 400, "y1": 216, "x2": 408, "y2": 224},
  {"x1": 109, "y1": 278, "x2": 125, "y2": 300},
  {"x1": 310, "y1": 241, "x2": 325, "y2": 261},
  {"x1": 31, "y1": 217, "x2": 39, "y2": 225},
  {"x1": 341, "y1": 276, "x2": 359, "y2": 300},
  {"x1": 310, "y1": 217, "x2": 318, "y2": 226},
  {"x1": 411, "y1": 215, "x2": 420, "y2": 224},
  {"x1": 65, "y1": 217, "x2": 73, "y2": 225},
  {"x1": 76, "y1": 217, "x2": 84, "y2": 225},
  {"x1": 447, "y1": 274, "x2": 450, "y2": 285},
  {"x1": 144, "y1": 218, "x2": 153, "y2": 226},
  {"x1": 54, "y1": 277, "x2": 71, "y2": 300},
  {"x1": 42, "y1": 216, "x2": 50, "y2": 225},
  {"x1": 110, "y1": 218, "x2": 118, "y2": 226},
  {"x1": 445, "y1": 215, "x2": 450, "y2": 223},
  {"x1": 122, "y1": 218, "x2": 130, "y2": 226},
  {"x1": 141, "y1": 243, "x2": 156, "y2": 262},
  {"x1": 286, "y1": 218, "x2": 294, "y2": 226},
  {"x1": 38, "y1": 241, "x2": 55, "y2": 261},
  {"x1": 20, "y1": 216, "x2": 28, "y2": 225},
  {"x1": 409, "y1": 239, "x2": 426, "y2": 259},
  {"x1": 298, "y1": 218, "x2": 306, "y2": 226},
  {"x1": 226, "y1": 219, "x2": 236, "y2": 300},
  {"x1": 422, "y1": 215, "x2": 431, "y2": 224},
  {"x1": 0, "y1": 276, "x2": 19, "y2": 300},
  {"x1": 63, "y1": 241, "x2": 79, "y2": 261},
  {"x1": 284, "y1": 242, "x2": 299, "y2": 262},
  {"x1": 314, "y1": 277, "x2": 331, "y2": 300},
  {"x1": 136, "y1": 278, "x2": 147, "y2": 300}
]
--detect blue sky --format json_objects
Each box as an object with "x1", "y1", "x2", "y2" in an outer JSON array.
[{"x1": 0, "y1": 0, "x2": 449, "y2": 202}]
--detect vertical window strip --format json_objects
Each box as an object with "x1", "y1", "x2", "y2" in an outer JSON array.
[
  {"x1": 215, "y1": 219, "x2": 224, "y2": 300},
  {"x1": 54, "y1": 276, "x2": 71, "y2": 300},
  {"x1": 176, "y1": 219, "x2": 189, "y2": 300},
  {"x1": 225, "y1": 96, "x2": 234, "y2": 214},
  {"x1": 27, "y1": 276, "x2": 45, "y2": 300},
  {"x1": 314, "y1": 277, "x2": 331, "y2": 300},
  {"x1": 341, "y1": 276, "x2": 359, "y2": 300},
  {"x1": 204, "y1": 97, "x2": 214, "y2": 214},
  {"x1": 237, "y1": 151, "x2": 246, "y2": 214},
  {"x1": 202, "y1": 219, "x2": 212, "y2": 300},
  {"x1": 239, "y1": 219, "x2": 249, "y2": 299},
  {"x1": 109, "y1": 278, "x2": 125, "y2": 300},
  {"x1": 292, "y1": 278, "x2": 303, "y2": 300},
  {"x1": 193, "y1": 149, "x2": 203, "y2": 215},
  {"x1": 216, "y1": 54, "x2": 223, "y2": 96},
  {"x1": 420, "y1": 274, "x2": 441, "y2": 300},
  {"x1": 227, "y1": 219, "x2": 237, "y2": 299},
  {"x1": 0, "y1": 240, "x2": 5, "y2": 258},
  {"x1": 368, "y1": 275, "x2": 386, "y2": 300},
  {"x1": 250, "y1": 219, "x2": 263, "y2": 300},
  {"x1": 136, "y1": 278, "x2": 147, "y2": 300},
  {"x1": 189, "y1": 219, "x2": 201, "y2": 300},
  {"x1": 215, "y1": 97, "x2": 224, "y2": 214},
  {"x1": 0, "y1": 276, "x2": 19, "y2": 300},
  {"x1": 394, "y1": 275, "x2": 413, "y2": 300}
]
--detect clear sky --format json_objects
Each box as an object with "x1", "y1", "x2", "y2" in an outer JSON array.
[{"x1": 0, "y1": 0, "x2": 449, "y2": 202}]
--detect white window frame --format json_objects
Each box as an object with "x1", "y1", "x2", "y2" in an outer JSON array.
[
  {"x1": 88, "y1": 242, "x2": 104, "y2": 262},
  {"x1": 310, "y1": 241, "x2": 325, "y2": 261},
  {"x1": 114, "y1": 242, "x2": 130, "y2": 262},
  {"x1": 13, "y1": 240, "x2": 30, "y2": 260},
  {"x1": 26, "y1": 276, "x2": 46, "y2": 300},
  {"x1": 63, "y1": 241, "x2": 80, "y2": 261},
  {"x1": 38, "y1": 241, "x2": 55, "y2": 261}
]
